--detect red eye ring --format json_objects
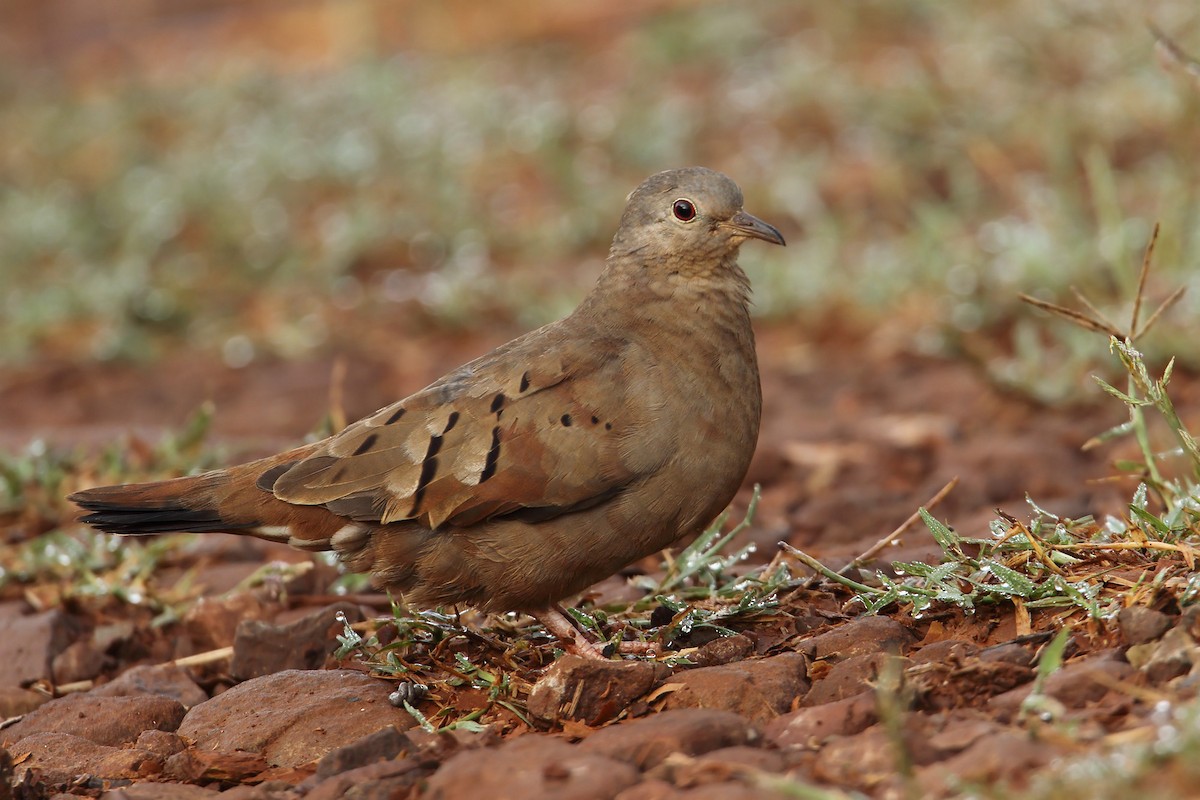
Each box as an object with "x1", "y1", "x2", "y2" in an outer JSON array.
[{"x1": 672, "y1": 199, "x2": 696, "y2": 222}]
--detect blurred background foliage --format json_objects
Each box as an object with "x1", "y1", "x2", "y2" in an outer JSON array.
[{"x1": 1, "y1": 0, "x2": 1198, "y2": 378}]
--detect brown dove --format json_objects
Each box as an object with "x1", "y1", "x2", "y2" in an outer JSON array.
[{"x1": 70, "y1": 167, "x2": 785, "y2": 658}]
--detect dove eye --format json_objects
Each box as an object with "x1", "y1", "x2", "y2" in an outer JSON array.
[{"x1": 672, "y1": 199, "x2": 696, "y2": 222}]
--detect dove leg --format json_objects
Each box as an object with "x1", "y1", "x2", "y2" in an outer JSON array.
[
  {"x1": 531, "y1": 606, "x2": 609, "y2": 660},
  {"x1": 530, "y1": 605, "x2": 658, "y2": 660}
]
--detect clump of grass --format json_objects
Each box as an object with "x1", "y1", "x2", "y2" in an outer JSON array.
[
  {"x1": 787, "y1": 227, "x2": 1200, "y2": 626},
  {"x1": 332, "y1": 487, "x2": 792, "y2": 728},
  {"x1": 0, "y1": 404, "x2": 229, "y2": 616},
  {"x1": 1014, "y1": 697, "x2": 1200, "y2": 800}
]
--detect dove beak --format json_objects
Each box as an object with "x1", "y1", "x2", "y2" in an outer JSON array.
[{"x1": 722, "y1": 210, "x2": 786, "y2": 246}]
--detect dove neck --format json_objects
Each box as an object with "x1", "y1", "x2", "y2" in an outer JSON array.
[
  {"x1": 592, "y1": 253, "x2": 748, "y2": 309},
  {"x1": 579, "y1": 254, "x2": 754, "y2": 337}
]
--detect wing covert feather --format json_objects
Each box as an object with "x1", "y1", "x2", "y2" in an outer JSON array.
[{"x1": 271, "y1": 329, "x2": 645, "y2": 529}]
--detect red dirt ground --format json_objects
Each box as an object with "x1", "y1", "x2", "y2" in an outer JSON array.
[{"x1": 3, "y1": 319, "x2": 1190, "y2": 797}]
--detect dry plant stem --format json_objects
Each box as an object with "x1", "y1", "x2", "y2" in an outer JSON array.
[
  {"x1": 1129, "y1": 222, "x2": 1159, "y2": 337},
  {"x1": 1151, "y1": 24, "x2": 1200, "y2": 85},
  {"x1": 1135, "y1": 285, "x2": 1186, "y2": 341},
  {"x1": 994, "y1": 515, "x2": 1066, "y2": 576},
  {"x1": 1017, "y1": 294, "x2": 1123, "y2": 338},
  {"x1": 841, "y1": 477, "x2": 959, "y2": 574},
  {"x1": 781, "y1": 542, "x2": 888, "y2": 596},
  {"x1": 328, "y1": 356, "x2": 348, "y2": 433}
]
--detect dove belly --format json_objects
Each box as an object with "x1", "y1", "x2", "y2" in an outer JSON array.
[{"x1": 376, "y1": 330, "x2": 761, "y2": 612}]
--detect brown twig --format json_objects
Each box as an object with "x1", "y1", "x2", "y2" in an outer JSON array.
[
  {"x1": 329, "y1": 356, "x2": 348, "y2": 433},
  {"x1": 1130, "y1": 222, "x2": 1160, "y2": 338},
  {"x1": 1017, "y1": 294, "x2": 1124, "y2": 338},
  {"x1": 1068, "y1": 286, "x2": 1122, "y2": 337},
  {"x1": 1151, "y1": 23, "x2": 1200, "y2": 85},
  {"x1": 1136, "y1": 285, "x2": 1187, "y2": 341},
  {"x1": 840, "y1": 477, "x2": 960, "y2": 574}
]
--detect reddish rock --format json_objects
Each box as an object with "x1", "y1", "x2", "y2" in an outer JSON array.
[
  {"x1": 1117, "y1": 606, "x2": 1172, "y2": 647},
  {"x1": 7, "y1": 731, "x2": 162, "y2": 784},
  {"x1": 1127, "y1": 627, "x2": 1194, "y2": 684},
  {"x1": 676, "y1": 785, "x2": 788, "y2": 800},
  {"x1": 0, "y1": 687, "x2": 49, "y2": 718},
  {"x1": 51, "y1": 638, "x2": 108, "y2": 684},
  {"x1": 646, "y1": 744, "x2": 786, "y2": 787},
  {"x1": 979, "y1": 642, "x2": 1035, "y2": 667},
  {"x1": 917, "y1": 730, "x2": 1054, "y2": 795},
  {"x1": 216, "y1": 780, "x2": 297, "y2": 800},
  {"x1": 695, "y1": 744, "x2": 784, "y2": 772},
  {"x1": 579, "y1": 709, "x2": 759, "y2": 770},
  {"x1": 765, "y1": 691, "x2": 877, "y2": 747},
  {"x1": 528, "y1": 655, "x2": 671, "y2": 725},
  {"x1": 314, "y1": 724, "x2": 413, "y2": 778},
  {"x1": 0, "y1": 693, "x2": 185, "y2": 748},
  {"x1": 0, "y1": 605, "x2": 84, "y2": 688},
  {"x1": 663, "y1": 652, "x2": 808, "y2": 723},
  {"x1": 923, "y1": 715, "x2": 1006, "y2": 757},
  {"x1": 810, "y1": 712, "x2": 998, "y2": 792},
  {"x1": 231, "y1": 601, "x2": 364, "y2": 680},
  {"x1": 426, "y1": 735, "x2": 639, "y2": 800},
  {"x1": 135, "y1": 729, "x2": 187, "y2": 757},
  {"x1": 182, "y1": 592, "x2": 274, "y2": 652},
  {"x1": 176, "y1": 669, "x2": 415, "y2": 768},
  {"x1": 163, "y1": 747, "x2": 272, "y2": 783},
  {"x1": 910, "y1": 639, "x2": 978, "y2": 665},
  {"x1": 795, "y1": 616, "x2": 913, "y2": 663},
  {"x1": 693, "y1": 634, "x2": 754, "y2": 667},
  {"x1": 911, "y1": 654, "x2": 1033, "y2": 710},
  {"x1": 618, "y1": 783, "x2": 789, "y2": 800},
  {"x1": 811, "y1": 727, "x2": 901, "y2": 789},
  {"x1": 803, "y1": 654, "x2": 908, "y2": 707},
  {"x1": 91, "y1": 664, "x2": 208, "y2": 709},
  {"x1": 614, "y1": 780, "x2": 679, "y2": 800},
  {"x1": 989, "y1": 651, "x2": 1134, "y2": 721},
  {"x1": 99, "y1": 782, "x2": 220, "y2": 799},
  {"x1": 306, "y1": 757, "x2": 427, "y2": 800}
]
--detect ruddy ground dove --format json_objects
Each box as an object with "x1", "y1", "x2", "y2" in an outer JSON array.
[{"x1": 70, "y1": 167, "x2": 785, "y2": 658}]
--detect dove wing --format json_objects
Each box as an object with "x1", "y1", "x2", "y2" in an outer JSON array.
[{"x1": 268, "y1": 326, "x2": 647, "y2": 531}]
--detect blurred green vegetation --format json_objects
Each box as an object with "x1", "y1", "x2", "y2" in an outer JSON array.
[{"x1": 1, "y1": 1, "x2": 1198, "y2": 370}]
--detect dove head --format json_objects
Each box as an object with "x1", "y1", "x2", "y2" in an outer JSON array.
[{"x1": 608, "y1": 167, "x2": 785, "y2": 274}]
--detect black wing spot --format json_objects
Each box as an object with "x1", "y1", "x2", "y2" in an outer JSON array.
[
  {"x1": 591, "y1": 415, "x2": 600, "y2": 425},
  {"x1": 444, "y1": 411, "x2": 460, "y2": 433},
  {"x1": 255, "y1": 461, "x2": 297, "y2": 492},
  {"x1": 605, "y1": 422, "x2": 613, "y2": 431},
  {"x1": 519, "y1": 371, "x2": 531, "y2": 393},
  {"x1": 480, "y1": 427, "x2": 501, "y2": 484},
  {"x1": 561, "y1": 414, "x2": 572, "y2": 427},
  {"x1": 352, "y1": 433, "x2": 379, "y2": 456},
  {"x1": 385, "y1": 407, "x2": 407, "y2": 425},
  {"x1": 490, "y1": 393, "x2": 506, "y2": 413},
  {"x1": 410, "y1": 435, "x2": 444, "y2": 515}
]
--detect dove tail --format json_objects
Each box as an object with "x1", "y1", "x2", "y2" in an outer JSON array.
[{"x1": 68, "y1": 472, "x2": 255, "y2": 536}]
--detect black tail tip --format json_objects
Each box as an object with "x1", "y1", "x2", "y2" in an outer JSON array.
[{"x1": 67, "y1": 486, "x2": 238, "y2": 536}]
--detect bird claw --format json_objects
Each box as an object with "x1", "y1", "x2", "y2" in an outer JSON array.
[{"x1": 530, "y1": 606, "x2": 658, "y2": 661}]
